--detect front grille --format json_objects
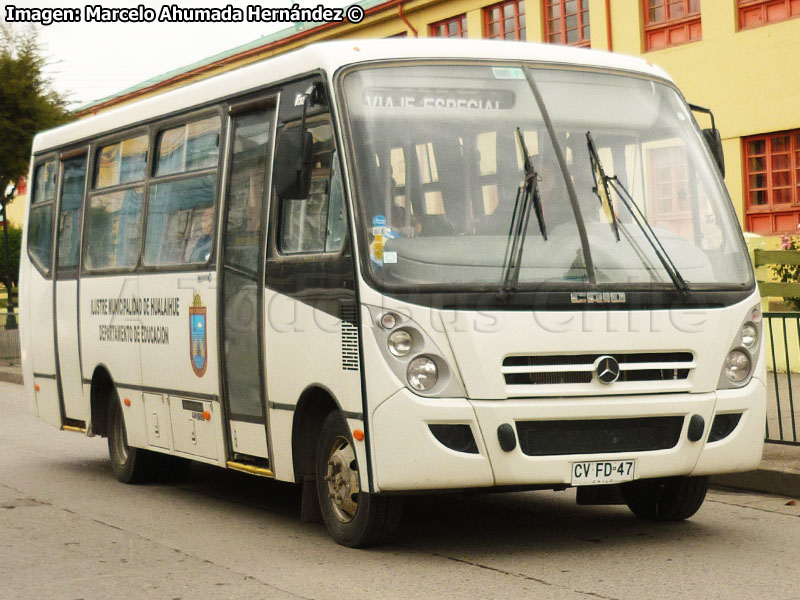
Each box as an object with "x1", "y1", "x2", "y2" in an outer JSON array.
[
  {"x1": 502, "y1": 352, "x2": 694, "y2": 386},
  {"x1": 516, "y1": 416, "x2": 684, "y2": 456}
]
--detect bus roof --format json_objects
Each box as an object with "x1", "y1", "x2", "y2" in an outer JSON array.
[{"x1": 32, "y1": 39, "x2": 672, "y2": 154}]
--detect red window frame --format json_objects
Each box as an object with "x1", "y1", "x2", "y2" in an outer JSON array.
[
  {"x1": 739, "y1": 0, "x2": 800, "y2": 29},
  {"x1": 543, "y1": 0, "x2": 590, "y2": 47},
  {"x1": 645, "y1": 146, "x2": 695, "y2": 239},
  {"x1": 743, "y1": 130, "x2": 800, "y2": 235},
  {"x1": 643, "y1": 0, "x2": 702, "y2": 51},
  {"x1": 484, "y1": 0, "x2": 526, "y2": 40},
  {"x1": 429, "y1": 14, "x2": 468, "y2": 38}
]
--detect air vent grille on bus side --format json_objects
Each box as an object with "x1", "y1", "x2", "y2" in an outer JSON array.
[
  {"x1": 502, "y1": 352, "x2": 694, "y2": 386},
  {"x1": 340, "y1": 304, "x2": 360, "y2": 371}
]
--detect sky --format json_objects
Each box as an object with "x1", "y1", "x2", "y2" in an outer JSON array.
[{"x1": 5, "y1": 0, "x2": 356, "y2": 108}]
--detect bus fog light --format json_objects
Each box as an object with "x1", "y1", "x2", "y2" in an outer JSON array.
[
  {"x1": 741, "y1": 323, "x2": 758, "y2": 350},
  {"x1": 407, "y1": 357, "x2": 438, "y2": 391},
  {"x1": 380, "y1": 312, "x2": 397, "y2": 330},
  {"x1": 724, "y1": 350, "x2": 751, "y2": 383},
  {"x1": 388, "y1": 329, "x2": 413, "y2": 357}
]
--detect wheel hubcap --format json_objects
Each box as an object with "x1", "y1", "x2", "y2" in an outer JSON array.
[{"x1": 324, "y1": 436, "x2": 359, "y2": 523}]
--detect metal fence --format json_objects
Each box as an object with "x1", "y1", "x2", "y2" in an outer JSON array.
[
  {"x1": 764, "y1": 312, "x2": 800, "y2": 445},
  {"x1": 0, "y1": 312, "x2": 20, "y2": 360}
]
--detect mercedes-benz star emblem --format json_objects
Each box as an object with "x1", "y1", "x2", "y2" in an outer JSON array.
[{"x1": 595, "y1": 355, "x2": 620, "y2": 384}]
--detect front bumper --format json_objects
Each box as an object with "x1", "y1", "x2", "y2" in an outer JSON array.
[{"x1": 371, "y1": 379, "x2": 766, "y2": 492}]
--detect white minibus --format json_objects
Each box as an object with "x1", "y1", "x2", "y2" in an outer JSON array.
[{"x1": 20, "y1": 40, "x2": 764, "y2": 547}]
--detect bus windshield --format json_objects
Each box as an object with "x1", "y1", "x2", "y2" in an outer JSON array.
[{"x1": 341, "y1": 63, "x2": 753, "y2": 292}]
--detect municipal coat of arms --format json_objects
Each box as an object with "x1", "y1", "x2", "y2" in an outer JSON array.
[{"x1": 190, "y1": 292, "x2": 207, "y2": 377}]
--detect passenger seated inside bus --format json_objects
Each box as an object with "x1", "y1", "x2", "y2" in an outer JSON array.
[{"x1": 184, "y1": 209, "x2": 214, "y2": 263}]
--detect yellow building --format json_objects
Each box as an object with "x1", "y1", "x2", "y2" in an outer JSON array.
[
  {"x1": 75, "y1": 0, "x2": 800, "y2": 241},
  {"x1": 5, "y1": 179, "x2": 26, "y2": 228}
]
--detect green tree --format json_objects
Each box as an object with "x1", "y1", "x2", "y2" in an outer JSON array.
[
  {"x1": 0, "y1": 23, "x2": 70, "y2": 198},
  {"x1": 0, "y1": 223, "x2": 21, "y2": 289},
  {"x1": 0, "y1": 22, "x2": 70, "y2": 320}
]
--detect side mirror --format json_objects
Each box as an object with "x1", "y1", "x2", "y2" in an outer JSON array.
[
  {"x1": 688, "y1": 103, "x2": 725, "y2": 178},
  {"x1": 275, "y1": 128, "x2": 313, "y2": 199},
  {"x1": 702, "y1": 127, "x2": 725, "y2": 178}
]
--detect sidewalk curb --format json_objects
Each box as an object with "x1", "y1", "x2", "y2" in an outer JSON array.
[{"x1": 712, "y1": 470, "x2": 800, "y2": 499}]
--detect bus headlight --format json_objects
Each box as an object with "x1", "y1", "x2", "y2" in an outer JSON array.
[
  {"x1": 407, "y1": 357, "x2": 438, "y2": 391},
  {"x1": 724, "y1": 350, "x2": 751, "y2": 384},
  {"x1": 367, "y1": 304, "x2": 466, "y2": 397},
  {"x1": 741, "y1": 323, "x2": 758, "y2": 350},
  {"x1": 718, "y1": 304, "x2": 762, "y2": 390},
  {"x1": 388, "y1": 329, "x2": 413, "y2": 357}
]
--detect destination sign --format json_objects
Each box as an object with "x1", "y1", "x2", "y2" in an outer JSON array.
[{"x1": 363, "y1": 88, "x2": 515, "y2": 111}]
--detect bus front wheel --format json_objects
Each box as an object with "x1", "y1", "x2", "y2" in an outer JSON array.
[
  {"x1": 621, "y1": 475, "x2": 709, "y2": 521},
  {"x1": 315, "y1": 411, "x2": 402, "y2": 547}
]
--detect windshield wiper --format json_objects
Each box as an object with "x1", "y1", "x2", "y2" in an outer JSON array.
[
  {"x1": 587, "y1": 132, "x2": 620, "y2": 242},
  {"x1": 585, "y1": 131, "x2": 689, "y2": 294},
  {"x1": 501, "y1": 127, "x2": 547, "y2": 293}
]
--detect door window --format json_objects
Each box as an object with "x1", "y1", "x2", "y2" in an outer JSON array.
[
  {"x1": 57, "y1": 155, "x2": 87, "y2": 269},
  {"x1": 222, "y1": 106, "x2": 273, "y2": 420}
]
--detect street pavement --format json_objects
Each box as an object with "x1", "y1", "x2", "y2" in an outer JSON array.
[{"x1": 3, "y1": 380, "x2": 800, "y2": 599}]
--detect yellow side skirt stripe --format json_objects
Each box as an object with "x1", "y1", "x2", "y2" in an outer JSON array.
[
  {"x1": 61, "y1": 425, "x2": 87, "y2": 434},
  {"x1": 226, "y1": 461, "x2": 274, "y2": 478}
]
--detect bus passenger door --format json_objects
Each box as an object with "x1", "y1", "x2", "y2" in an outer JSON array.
[
  {"x1": 218, "y1": 99, "x2": 276, "y2": 462},
  {"x1": 24, "y1": 159, "x2": 60, "y2": 427},
  {"x1": 54, "y1": 151, "x2": 89, "y2": 424}
]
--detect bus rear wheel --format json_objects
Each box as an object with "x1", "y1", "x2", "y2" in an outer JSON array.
[
  {"x1": 107, "y1": 393, "x2": 157, "y2": 484},
  {"x1": 315, "y1": 411, "x2": 402, "y2": 547},
  {"x1": 621, "y1": 475, "x2": 709, "y2": 521}
]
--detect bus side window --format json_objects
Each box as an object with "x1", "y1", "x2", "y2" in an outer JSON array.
[
  {"x1": 28, "y1": 160, "x2": 58, "y2": 274},
  {"x1": 84, "y1": 133, "x2": 149, "y2": 272},
  {"x1": 278, "y1": 120, "x2": 344, "y2": 254},
  {"x1": 144, "y1": 116, "x2": 221, "y2": 266},
  {"x1": 84, "y1": 189, "x2": 144, "y2": 270}
]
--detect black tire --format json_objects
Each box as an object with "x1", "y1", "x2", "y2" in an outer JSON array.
[
  {"x1": 315, "y1": 411, "x2": 402, "y2": 547},
  {"x1": 107, "y1": 392, "x2": 158, "y2": 484},
  {"x1": 621, "y1": 475, "x2": 709, "y2": 521}
]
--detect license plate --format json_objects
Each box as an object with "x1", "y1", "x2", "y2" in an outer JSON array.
[{"x1": 571, "y1": 460, "x2": 635, "y2": 486}]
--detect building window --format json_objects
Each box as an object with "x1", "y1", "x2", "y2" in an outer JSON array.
[
  {"x1": 743, "y1": 130, "x2": 800, "y2": 234},
  {"x1": 739, "y1": 0, "x2": 800, "y2": 29},
  {"x1": 544, "y1": 1, "x2": 590, "y2": 47},
  {"x1": 643, "y1": 0, "x2": 702, "y2": 51},
  {"x1": 646, "y1": 145, "x2": 693, "y2": 238},
  {"x1": 429, "y1": 15, "x2": 468, "y2": 38},
  {"x1": 484, "y1": 1, "x2": 526, "y2": 40}
]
